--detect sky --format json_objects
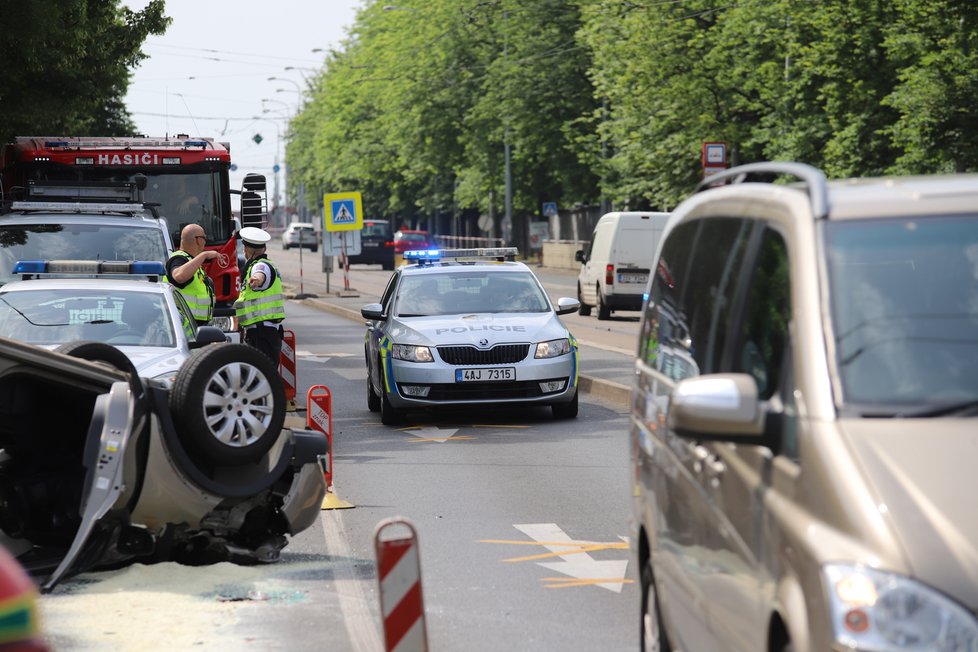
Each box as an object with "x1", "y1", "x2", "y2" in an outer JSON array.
[{"x1": 122, "y1": 0, "x2": 364, "y2": 207}]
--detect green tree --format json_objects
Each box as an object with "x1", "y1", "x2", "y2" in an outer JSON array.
[
  {"x1": 0, "y1": 0, "x2": 169, "y2": 142},
  {"x1": 289, "y1": 0, "x2": 598, "y2": 234},
  {"x1": 883, "y1": 0, "x2": 978, "y2": 173}
]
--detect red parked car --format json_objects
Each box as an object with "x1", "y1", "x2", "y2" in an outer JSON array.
[{"x1": 393, "y1": 229, "x2": 434, "y2": 254}]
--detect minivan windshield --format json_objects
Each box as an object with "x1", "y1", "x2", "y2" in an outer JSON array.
[
  {"x1": 0, "y1": 224, "x2": 169, "y2": 286},
  {"x1": 825, "y1": 215, "x2": 978, "y2": 409}
]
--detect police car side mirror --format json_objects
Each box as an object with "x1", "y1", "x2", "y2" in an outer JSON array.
[
  {"x1": 192, "y1": 326, "x2": 229, "y2": 348},
  {"x1": 555, "y1": 297, "x2": 580, "y2": 315},
  {"x1": 361, "y1": 303, "x2": 384, "y2": 321},
  {"x1": 575, "y1": 250, "x2": 585, "y2": 263}
]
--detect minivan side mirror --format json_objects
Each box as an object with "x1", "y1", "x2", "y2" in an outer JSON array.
[
  {"x1": 575, "y1": 250, "x2": 586, "y2": 263},
  {"x1": 669, "y1": 374, "x2": 766, "y2": 439}
]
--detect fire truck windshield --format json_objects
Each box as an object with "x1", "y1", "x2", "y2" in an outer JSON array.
[{"x1": 18, "y1": 168, "x2": 231, "y2": 244}]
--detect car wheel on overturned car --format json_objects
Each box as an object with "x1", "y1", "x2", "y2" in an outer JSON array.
[
  {"x1": 54, "y1": 340, "x2": 144, "y2": 399},
  {"x1": 169, "y1": 343, "x2": 285, "y2": 466}
]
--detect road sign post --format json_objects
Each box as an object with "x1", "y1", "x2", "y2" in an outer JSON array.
[
  {"x1": 702, "y1": 141, "x2": 728, "y2": 179},
  {"x1": 324, "y1": 191, "x2": 364, "y2": 294}
]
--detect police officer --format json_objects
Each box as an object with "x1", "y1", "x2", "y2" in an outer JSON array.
[
  {"x1": 236, "y1": 227, "x2": 285, "y2": 362},
  {"x1": 165, "y1": 224, "x2": 218, "y2": 326}
]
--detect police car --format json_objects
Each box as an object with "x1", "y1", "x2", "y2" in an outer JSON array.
[
  {"x1": 0, "y1": 260, "x2": 226, "y2": 386},
  {"x1": 361, "y1": 247, "x2": 581, "y2": 424}
]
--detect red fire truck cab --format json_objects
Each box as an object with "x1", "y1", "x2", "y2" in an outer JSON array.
[{"x1": 0, "y1": 136, "x2": 268, "y2": 319}]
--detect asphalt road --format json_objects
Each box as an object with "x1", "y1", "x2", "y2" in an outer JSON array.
[{"x1": 39, "y1": 296, "x2": 640, "y2": 651}]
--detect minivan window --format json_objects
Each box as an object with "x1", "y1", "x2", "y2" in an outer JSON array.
[
  {"x1": 826, "y1": 214, "x2": 978, "y2": 407},
  {"x1": 641, "y1": 217, "x2": 751, "y2": 377},
  {"x1": 733, "y1": 227, "x2": 790, "y2": 398}
]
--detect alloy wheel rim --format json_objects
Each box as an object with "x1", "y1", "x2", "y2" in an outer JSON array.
[{"x1": 202, "y1": 362, "x2": 274, "y2": 447}]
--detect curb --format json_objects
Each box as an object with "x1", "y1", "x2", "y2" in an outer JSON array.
[{"x1": 290, "y1": 294, "x2": 632, "y2": 410}]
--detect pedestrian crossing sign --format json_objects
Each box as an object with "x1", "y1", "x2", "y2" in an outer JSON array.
[{"x1": 324, "y1": 192, "x2": 363, "y2": 232}]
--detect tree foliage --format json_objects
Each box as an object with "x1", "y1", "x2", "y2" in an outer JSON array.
[
  {"x1": 289, "y1": 0, "x2": 978, "y2": 224},
  {"x1": 0, "y1": 0, "x2": 170, "y2": 142}
]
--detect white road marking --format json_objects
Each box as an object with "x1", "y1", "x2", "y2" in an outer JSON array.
[
  {"x1": 404, "y1": 426, "x2": 462, "y2": 443},
  {"x1": 321, "y1": 509, "x2": 384, "y2": 652},
  {"x1": 514, "y1": 523, "x2": 629, "y2": 593}
]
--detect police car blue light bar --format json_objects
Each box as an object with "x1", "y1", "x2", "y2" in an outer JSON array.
[
  {"x1": 12, "y1": 260, "x2": 166, "y2": 278},
  {"x1": 403, "y1": 249, "x2": 442, "y2": 262},
  {"x1": 403, "y1": 247, "x2": 519, "y2": 264}
]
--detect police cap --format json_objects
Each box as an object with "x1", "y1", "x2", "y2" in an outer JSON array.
[{"x1": 239, "y1": 227, "x2": 271, "y2": 247}]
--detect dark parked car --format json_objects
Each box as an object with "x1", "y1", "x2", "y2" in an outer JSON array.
[{"x1": 346, "y1": 219, "x2": 394, "y2": 270}]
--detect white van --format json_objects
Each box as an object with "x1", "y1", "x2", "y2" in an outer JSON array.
[{"x1": 574, "y1": 211, "x2": 669, "y2": 320}]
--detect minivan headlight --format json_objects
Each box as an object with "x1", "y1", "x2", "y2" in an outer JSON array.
[
  {"x1": 391, "y1": 344, "x2": 434, "y2": 363},
  {"x1": 823, "y1": 564, "x2": 978, "y2": 650},
  {"x1": 535, "y1": 338, "x2": 571, "y2": 359}
]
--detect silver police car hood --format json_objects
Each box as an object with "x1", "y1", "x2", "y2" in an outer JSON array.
[
  {"x1": 38, "y1": 344, "x2": 183, "y2": 380},
  {"x1": 115, "y1": 346, "x2": 185, "y2": 380},
  {"x1": 840, "y1": 418, "x2": 978, "y2": 610},
  {"x1": 392, "y1": 312, "x2": 567, "y2": 347}
]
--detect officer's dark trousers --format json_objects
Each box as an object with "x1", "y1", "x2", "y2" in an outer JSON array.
[{"x1": 244, "y1": 324, "x2": 283, "y2": 364}]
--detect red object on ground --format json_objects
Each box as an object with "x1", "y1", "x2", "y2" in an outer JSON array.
[
  {"x1": 375, "y1": 518, "x2": 428, "y2": 652},
  {"x1": 279, "y1": 329, "x2": 297, "y2": 405},
  {"x1": 306, "y1": 385, "x2": 333, "y2": 489}
]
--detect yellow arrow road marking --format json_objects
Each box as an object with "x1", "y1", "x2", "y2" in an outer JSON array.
[{"x1": 482, "y1": 524, "x2": 631, "y2": 593}]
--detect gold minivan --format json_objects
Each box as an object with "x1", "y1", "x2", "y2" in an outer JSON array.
[{"x1": 630, "y1": 162, "x2": 978, "y2": 651}]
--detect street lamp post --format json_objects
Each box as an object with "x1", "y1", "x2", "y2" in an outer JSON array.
[
  {"x1": 252, "y1": 115, "x2": 285, "y2": 225},
  {"x1": 268, "y1": 76, "x2": 303, "y2": 107}
]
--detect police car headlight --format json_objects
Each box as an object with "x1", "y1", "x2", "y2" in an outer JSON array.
[
  {"x1": 535, "y1": 338, "x2": 571, "y2": 359},
  {"x1": 392, "y1": 344, "x2": 434, "y2": 363}
]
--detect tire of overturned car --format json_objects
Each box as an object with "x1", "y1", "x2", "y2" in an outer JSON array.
[
  {"x1": 54, "y1": 340, "x2": 144, "y2": 399},
  {"x1": 170, "y1": 343, "x2": 286, "y2": 466}
]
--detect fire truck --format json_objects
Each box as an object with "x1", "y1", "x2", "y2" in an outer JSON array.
[{"x1": 0, "y1": 136, "x2": 268, "y2": 319}]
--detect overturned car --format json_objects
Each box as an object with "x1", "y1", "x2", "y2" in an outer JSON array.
[{"x1": 0, "y1": 337, "x2": 327, "y2": 592}]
